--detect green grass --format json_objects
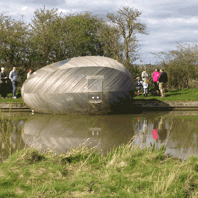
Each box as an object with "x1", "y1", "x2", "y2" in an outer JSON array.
[
  {"x1": 0, "y1": 88, "x2": 198, "y2": 104},
  {"x1": 0, "y1": 138, "x2": 198, "y2": 198},
  {"x1": 0, "y1": 90, "x2": 24, "y2": 103},
  {"x1": 134, "y1": 88, "x2": 198, "y2": 101}
]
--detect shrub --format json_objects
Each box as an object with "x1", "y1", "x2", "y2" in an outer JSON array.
[{"x1": 155, "y1": 42, "x2": 198, "y2": 89}]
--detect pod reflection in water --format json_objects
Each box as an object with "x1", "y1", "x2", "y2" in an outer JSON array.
[
  {"x1": 22, "y1": 114, "x2": 135, "y2": 154},
  {"x1": 21, "y1": 56, "x2": 135, "y2": 114}
]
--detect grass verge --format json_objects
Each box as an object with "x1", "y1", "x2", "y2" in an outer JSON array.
[
  {"x1": 0, "y1": 138, "x2": 198, "y2": 198},
  {"x1": 0, "y1": 88, "x2": 197, "y2": 104},
  {"x1": 0, "y1": 90, "x2": 23, "y2": 103},
  {"x1": 134, "y1": 88, "x2": 198, "y2": 101}
]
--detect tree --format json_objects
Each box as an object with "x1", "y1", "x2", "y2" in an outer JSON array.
[
  {"x1": 29, "y1": 7, "x2": 63, "y2": 67},
  {"x1": 62, "y1": 11, "x2": 104, "y2": 58},
  {"x1": 0, "y1": 7, "x2": 148, "y2": 88},
  {"x1": 153, "y1": 42, "x2": 198, "y2": 89},
  {"x1": 0, "y1": 13, "x2": 30, "y2": 85},
  {"x1": 96, "y1": 21, "x2": 124, "y2": 63},
  {"x1": 106, "y1": 6, "x2": 148, "y2": 69},
  {"x1": 29, "y1": 8, "x2": 107, "y2": 67}
]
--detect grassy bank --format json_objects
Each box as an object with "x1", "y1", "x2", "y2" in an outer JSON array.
[
  {"x1": 0, "y1": 88, "x2": 197, "y2": 104},
  {"x1": 134, "y1": 88, "x2": 198, "y2": 101},
  {"x1": 0, "y1": 90, "x2": 23, "y2": 103},
  {"x1": 1, "y1": 139, "x2": 198, "y2": 198}
]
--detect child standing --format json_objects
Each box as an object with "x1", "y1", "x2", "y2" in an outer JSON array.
[
  {"x1": 142, "y1": 78, "x2": 149, "y2": 97},
  {"x1": 136, "y1": 77, "x2": 142, "y2": 95}
]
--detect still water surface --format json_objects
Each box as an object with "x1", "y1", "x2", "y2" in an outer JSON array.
[{"x1": 0, "y1": 111, "x2": 198, "y2": 162}]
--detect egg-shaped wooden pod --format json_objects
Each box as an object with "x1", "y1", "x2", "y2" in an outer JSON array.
[{"x1": 21, "y1": 56, "x2": 135, "y2": 114}]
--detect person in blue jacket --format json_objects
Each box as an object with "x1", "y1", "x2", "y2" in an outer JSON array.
[{"x1": 9, "y1": 67, "x2": 18, "y2": 99}]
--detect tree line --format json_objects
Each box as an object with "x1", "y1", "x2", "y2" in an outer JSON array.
[
  {"x1": 0, "y1": 6, "x2": 148, "y2": 87},
  {"x1": 1, "y1": 6, "x2": 198, "y2": 90},
  {"x1": 153, "y1": 42, "x2": 198, "y2": 89}
]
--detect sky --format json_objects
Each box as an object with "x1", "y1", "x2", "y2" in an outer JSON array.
[{"x1": 0, "y1": 0, "x2": 197, "y2": 65}]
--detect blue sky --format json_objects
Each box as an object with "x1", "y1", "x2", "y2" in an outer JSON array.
[{"x1": 0, "y1": 0, "x2": 197, "y2": 64}]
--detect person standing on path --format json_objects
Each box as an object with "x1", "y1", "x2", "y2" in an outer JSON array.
[
  {"x1": 152, "y1": 68, "x2": 160, "y2": 95},
  {"x1": 158, "y1": 69, "x2": 168, "y2": 97},
  {"x1": 0, "y1": 67, "x2": 8, "y2": 99},
  {"x1": 9, "y1": 67, "x2": 18, "y2": 99}
]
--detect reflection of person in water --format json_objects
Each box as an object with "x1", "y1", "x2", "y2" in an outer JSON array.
[
  {"x1": 11, "y1": 120, "x2": 25, "y2": 149},
  {"x1": 134, "y1": 117, "x2": 147, "y2": 145},
  {"x1": 141, "y1": 118, "x2": 148, "y2": 143},
  {"x1": 158, "y1": 117, "x2": 167, "y2": 142},
  {"x1": 152, "y1": 119, "x2": 159, "y2": 141},
  {"x1": 136, "y1": 117, "x2": 141, "y2": 132}
]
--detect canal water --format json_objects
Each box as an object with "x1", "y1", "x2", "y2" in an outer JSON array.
[{"x1": 0, "y1": 111, "x2": 198, "y2": 162}]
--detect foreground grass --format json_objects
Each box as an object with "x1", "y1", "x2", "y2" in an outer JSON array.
[
  {"x1": 0, "y1": 139, "x2": 198, "y2": 198},
  {"x1": 134, "y1": 88, "x2": 198, "y2": 101}
]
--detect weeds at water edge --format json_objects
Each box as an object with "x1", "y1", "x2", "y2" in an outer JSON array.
[{"x1": 0, "y1": 134, "x2": 198, "y2": 197}]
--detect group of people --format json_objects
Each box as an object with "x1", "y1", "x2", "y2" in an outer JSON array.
[
  {"x1": 0, "y1": 67, "x2": 32, "y2": 99},
  {"x1": 136, "y1": 67, "x2": 168, "y2": 97}
]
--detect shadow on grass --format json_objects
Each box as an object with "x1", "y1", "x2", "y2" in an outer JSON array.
[
  {"x1": 162, "y1": 93, "x2": 180, "y2": 97},
  {"x1": 16, "y1": 92, "x2": 21, "y2": 98},
  {"x1": 166, "y1": 90, "x2": 182, "y2": 96},
  {"x1": 134, "y1": 89, "x2": 185, "y2": 98}
]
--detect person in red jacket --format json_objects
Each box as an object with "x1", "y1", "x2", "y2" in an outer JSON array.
[{"x1": 152, "y1": 68, "x2": 160, "y2": 95}]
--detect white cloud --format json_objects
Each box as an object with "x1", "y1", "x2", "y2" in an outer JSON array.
[
  {"x1": 115, "y1": 1, "x2": 142, "y2": 11},
  {"x1": 58, "y1": 9, "x2": 67, "y2": 13},
  {"x1": 164, "y1": 17, "x2": 198, "y2": 24},
  {"x1": 66, "y1": 0, "x2": 112, "y2": 6},
  {"x1": 145, "y1": 18, "x2": 159, "y2": 24},
  {"x1": 22, "y1": 7, "x2": 27, "y2": 11}
]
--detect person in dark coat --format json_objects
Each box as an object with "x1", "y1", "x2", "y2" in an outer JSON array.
[
  {"x1": 0, "y1": 67, "x2": 8, "y2": 99},
  {"x1": 158, "y1": 69, "x2": 168, "y2": 97},
  {"x1": 136, "y1": 77, "x2": 142, "y2": 95}
]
